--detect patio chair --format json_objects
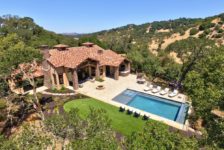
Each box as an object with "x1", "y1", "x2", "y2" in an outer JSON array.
[
  {"x1": 168, "y1": 89, "x2": 179, "y2": 97},
  {"x1": 152, "y1": 86, "x2": 161, "y2": 93},
  {"x1": 137, "y1": 78, "x2": 146, "y2": 84},
  {"x1": 160, "y1": 88, "x2": 169, "y2": 95},
  {"x1": 90, "y1": 78, "x2": 95, "y2": 83},
  {"x1": 144, "y1": 84, "x2": 153, "y2": 91}
]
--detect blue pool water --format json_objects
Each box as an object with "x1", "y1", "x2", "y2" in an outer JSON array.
[
  {"x1": 113, "y1": 89, "x2": 188, "y2": 123},
  {"x1": 128, "y1": 95, "x2": 180, "y2": 121}
]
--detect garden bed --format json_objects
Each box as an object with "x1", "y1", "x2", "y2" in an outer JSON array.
[{"x1": 45, "y1": 87, "x2": 74, "y2": 94}]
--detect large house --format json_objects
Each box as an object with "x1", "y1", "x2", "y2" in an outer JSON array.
[
  {"x1": 23, "y1": 42, "x2": 130, "y2": 92},
  {"x1": 44, "y1": 42, "x2": 130, "y2": 90}
]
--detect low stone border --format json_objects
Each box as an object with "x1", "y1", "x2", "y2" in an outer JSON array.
[{"x1": 41, "y1": 91, "x2": 76, "y2": 96}]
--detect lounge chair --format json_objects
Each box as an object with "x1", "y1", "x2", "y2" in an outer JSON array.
[
  {"x1": 137, "y1": 78, "x2": 146, "y2": 84},
  {"x1": 168, "y1": 89, "x2": 179, "y2": 97},
  {"x1": 152, "y1": 86, "x2": 161, "y2": 93},
  {"x1": 160, "y1": 88, "x2": 169, "y2": 95},
  {"x1": 144, "y1": 84, "x2": 153, "y2": 91}
]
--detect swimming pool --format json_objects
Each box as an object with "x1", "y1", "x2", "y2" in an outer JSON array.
[{"x1": 113, "y1": 89, "x2": 188, "y2": 124}]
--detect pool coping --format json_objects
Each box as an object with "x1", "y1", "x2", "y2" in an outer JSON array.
[
  {"x1": 129, "y1": 89, "x2": 190, "y2": 123},
  {"x1": 115, "y1": 89, "x2": 188, "y2": 124},
  {"x1": 125, "y1": 88, "x2": 192, "y2": 124},
  {"x1": 126, "y1": 88, "x2": 188, "y2": 104}
]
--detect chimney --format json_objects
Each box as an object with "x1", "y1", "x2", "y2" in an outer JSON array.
[
  {"x1": 53, "y1": 44, "x2": 69, "y2": 51},
  {"x1": 82, "y1": 42, "x2": 94, "y2": 47}
]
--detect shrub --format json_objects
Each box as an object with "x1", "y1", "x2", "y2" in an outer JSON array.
[
  {"x1": 217, "y1": 29, "x2": 223, "y2": 33},
  {"x1": 204, "y1": 29, "x2": 211, "y2": 35},
  {"x1": 126, "y1": 109, "x2": 133, "y2": 115},
  {"x1": 0, "y1": 114, "x2": 6, "y2": 121},
  {"x1": 179, "y1": 29, "x2": 185, "y2": 36},
  {"x1": 190, "y1": 28, "x2": 199, "y2": 35},
  {"x1": 212, "y1": 34, "x2": 222, "y2": 38},
  {"x1": 142, "y1": 115, "x2": 149, "y2": 120},
  {"x1": 95, "y1": 77, "x2": 104, "y2": 82},
  {"x1": 60, "y1": 85, "x2": 66, "y2": 91},
  {"x1": 133, "y1": 112, "x2": 140, "y2": 118},
  {"x1": 214, "y1": 25, "x2": 220, "y2": 31},
  {"x1": 199, "y1": 22, "x2": 216, "y2": 31},
  {"x1": 119, "y1": 107, "x2": 125, "y2": 112},
  {"x1": 0, "y1": 99, "x2": 6, "y2": 110},
  {"x1": 50, "y1": 86, "x2": 71, "y2": 93},
  {"x1": 199, "y1": 33, "x2": 206, "y2": 38},
  {"x1": 218, "y1": 21, "x2": 223, "y2": 25}
]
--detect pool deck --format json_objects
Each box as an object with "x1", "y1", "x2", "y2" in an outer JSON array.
[{"x1": 76, "y1": 74, "x2": 200, "y2": 134}]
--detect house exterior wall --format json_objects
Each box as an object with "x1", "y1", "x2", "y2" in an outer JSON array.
[{"x1": 72, "y1": 69, "x2": 79, "y2": 90}]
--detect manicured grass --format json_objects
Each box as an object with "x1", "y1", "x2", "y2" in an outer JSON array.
[{"x1": 64, "y1": 98, "x2": 147, "y2": 136}]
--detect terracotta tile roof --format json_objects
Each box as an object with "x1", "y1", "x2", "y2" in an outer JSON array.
[{"x1": 48, "y1": 44, "x2": 126, "y2": 68}]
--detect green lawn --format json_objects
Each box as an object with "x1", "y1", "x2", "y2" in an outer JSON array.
[{"x1": 64, "y1": 98, "x2": 147, "y2": 136}]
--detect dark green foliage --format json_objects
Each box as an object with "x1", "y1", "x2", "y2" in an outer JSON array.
[
  {"x1": 0, "y1": 135, "x2": 17, "y2": 150},
  {"x1": 149, "y1": 18, "x2": 201, "y2": 32},
  {"x1": 218, "y1": 13, "x2": 224, "y2": 22},
  {"x1": 199, "y1": 22, "x2": 216, "y2": 31},
  {"x1": 179, "y1": 29, "x2": 186, "y2": 35},
  {"x1": 212, "y1": 34, "x2": 222, "y2": 38},
  {"x1": 204, "y1": 29, "x2": 211, "y2": 35},
  {"x1": 184, "y1": 46, "x2": 224, "y2": 116},
  {"x1": 13, "y1": 125, "x2": 52, "y2": 149},
  {"x1": 205, "y1": 117, "x2": 224, "y2": 148},
  {"x1": 0, "y1": 33, "x2": 42, "y2": 76},
  {"x1": 78, "y1": 36, "x2": 107, "y2": 48},
  {"x1": 190, "y1": 28, "x2": 199, "y2": 35},
  {"x1": 0, "y1": 99, "x2": 6, "y2": 109},
  {"x1": 45, "y1": 108, "x2": 121, "y2": 150},
  {"x1": 198, "y1": 33, "x2": 206, "y2": 38},
  {"x1": 0, "y1": 125, "x2": 52, "y2": 150},
  {"x1": 217, "y1": 28, "x2": 223, "y2": 33},
  {"x1": 125, "y1": 121, "x2": 198, "y2": 150},
  {"x1": 0, "y1": 79, "x2": 9, "y2": 97},
  {"x1": 183, "y1": 46, "x2": 224, "y2": 148},
  {"x1": 0, "y1": 15, "x2": 78, "y2": 48}
]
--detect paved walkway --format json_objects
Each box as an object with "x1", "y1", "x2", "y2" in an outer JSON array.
[{"x1": 26, "y1": 86, "x2": 48, "y2": 95}]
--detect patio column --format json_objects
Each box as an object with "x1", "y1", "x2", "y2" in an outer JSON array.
[
  {"x1": 72, "y1": 69, "x2": 79, "y2": 90},
  {"x1": 114, "y1": 67, "x2": 119, "y2": 80},
  {"x1": 55, "y1": 72, "x2": 60, "y2": 89},
  {"x1": 63, "y1": 68, "x2": 69, "y2": 87},
  {"x1": 102, "y1": 66, "x2": 106, "y2": 78},
  {"x1": 127, "y1": 62, "x2": 131, "y2": 73},
  {"x1": 95, "y1": 63, "x2": 100, "y2": 78},
  {"x1": 50, "y1": 70, "x2": 55, "y2": 86}
]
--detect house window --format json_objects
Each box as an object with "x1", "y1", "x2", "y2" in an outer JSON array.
[{"x1": 59, "y1": 74, "x2": 64, "y2": 84}]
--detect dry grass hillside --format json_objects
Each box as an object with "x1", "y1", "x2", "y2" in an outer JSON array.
[
  {"x1": 148, "y1": 17, "x2": 224, "y2": 63},
  {"x1": 90, "y1": 13, "x2": 224, "y2": 64}
]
